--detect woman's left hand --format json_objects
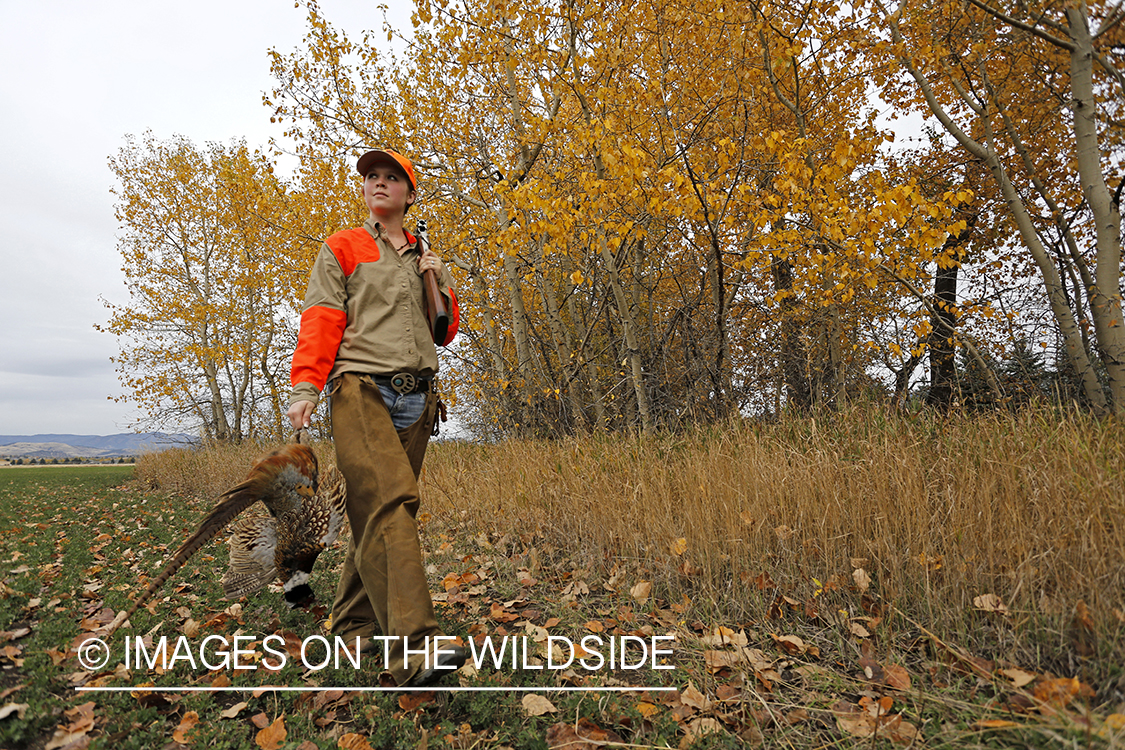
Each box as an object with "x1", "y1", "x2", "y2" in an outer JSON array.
[{"x1": 419, "y1": 248, "x2": 443, "y2": 276}]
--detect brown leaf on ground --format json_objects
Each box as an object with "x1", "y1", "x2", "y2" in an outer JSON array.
[
  {"x1": 172, "y1": 711, "x2": 199, "y2": 744},
  {"x1": 849, "y1": 621, "x2": 872, "y2": 638},
  {"x1": 44, "y1": 701, "x2": 96, "y2": 750},
  {"x1": 523, "y1": 694, "x2": 557, "y2": 716},
  {"x1": 1001, "y1": 668, "x2": 1037, "y2": 689},
  {"x1": 220, "y1": 702, "x2": 248, "y2": 719},
  {"x1": 685, "y1": 716, "x2": 724, "y2": 740},
  {"x1": 255, "y1": 715, "x2": 286, "y2": 750},
  {"x1": 858, "y1": 647, "x2": 885, "y2": 683},
  {"x1": 250, "y1": 712, "x2": 271, "y2": 729},
  {"x1": 399, "y1": 691, "x2": 436, "y2": 712},
  {"x1": 490, "y1": 602, "x2": 519, "y2": 622},
  {"x1": 680, "y1": 683, "x2": 711, "y2": 711},
  {"x1": 338, "y1": 734, "x2": 375, "y2": 750},
  {"x1": 715, "y1": 684, "x2": 741, "y2": 702},
  {"x1": 700, "y1": 626, "x2": 749, "y2": 648},
  {"x1": 833, "y1": 700, "x2": 918, "y2": 744},
  {"x1": 630, "y1": 580, "x2": 653, "y2": 605},
  {"x1": 853, "y1": 568, "x2": 871, "y2": 594},
  {"x1": 884, "y1": 664, "x2": 911, "y2": 691},
  {"x1": 973, "y1": 593, "x2": 1009, "y2": 616},
  {"x1": 545, "y1": 718, "x2": 624, "y2": 749},
  {"x1": 1034, "y1": 676, "x2": 1095, "y2": 711},
  {"x1": 771, "y1": 633, "x2": 818, "y2": 658}
]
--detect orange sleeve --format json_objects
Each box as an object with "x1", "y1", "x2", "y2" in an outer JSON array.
[
  {"x1": 291, "y1": 305, "x2": 348, "y2": 390},
  {"x1": 441, "y1": 287, "x2": 459, "y2": 347}
]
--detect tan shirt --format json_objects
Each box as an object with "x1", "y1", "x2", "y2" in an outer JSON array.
[{"x1": 287, "y1": 218, "x2": 456, "y2": 408}]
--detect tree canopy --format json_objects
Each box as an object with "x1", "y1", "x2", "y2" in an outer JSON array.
[{"x1": 103, "y1": 0, "x2": 1125, "y2": 438}]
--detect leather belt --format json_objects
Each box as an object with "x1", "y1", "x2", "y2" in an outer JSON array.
[{"x1": 375, "y1": 372, "x2": 431, "y2": 395}]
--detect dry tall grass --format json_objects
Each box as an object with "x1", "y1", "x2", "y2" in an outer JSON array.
[
  {"x1": 136, "y1": 406, "x2": 1124, "y2": 666},
  {"x1": 423, "y1": 407, "x2": 1124, "y2": 654}
]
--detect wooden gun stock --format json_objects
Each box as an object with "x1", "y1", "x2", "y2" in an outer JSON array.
[{"x1": 416, "y1": 220, "x2": 450, "y2": 344}]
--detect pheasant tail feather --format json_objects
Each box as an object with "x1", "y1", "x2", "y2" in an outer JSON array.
[{"x1": 105, "y1": 480, "x2": 268, "y2": 635}]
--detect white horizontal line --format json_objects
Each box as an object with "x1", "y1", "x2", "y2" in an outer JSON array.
[{"x1": 76, "y1": 686, "x2": 676, "y2": 693}]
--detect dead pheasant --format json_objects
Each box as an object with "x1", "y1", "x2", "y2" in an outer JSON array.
[{"x1": 105, "y1": 440, "x2": 347, "y2": 635}]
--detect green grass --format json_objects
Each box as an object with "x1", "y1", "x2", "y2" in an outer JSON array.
[{"x1": 1, "y1": 441, "x2": 1123, "y2": 749}]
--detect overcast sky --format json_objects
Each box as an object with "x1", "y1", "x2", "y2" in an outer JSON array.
[{"x1": 0, "y1": 1, "x2": 410, "y2": 436}]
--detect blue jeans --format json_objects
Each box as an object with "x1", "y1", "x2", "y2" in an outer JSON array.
[{"x1": 378, "y1": 384, "x2": 426, "y2": 430}]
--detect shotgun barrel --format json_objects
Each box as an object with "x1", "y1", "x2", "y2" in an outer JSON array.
[{"x1": 416, "y1": 219, "x2": 450, "y2": 344}]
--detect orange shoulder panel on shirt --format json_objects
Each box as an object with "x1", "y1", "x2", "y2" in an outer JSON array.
[{"x1": 327, "y1": 227, "x2": 380, "y2": 277}]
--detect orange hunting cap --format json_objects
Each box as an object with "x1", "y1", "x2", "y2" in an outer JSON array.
[{"x1": 356, "y1": 149, "x2": 417, "y2": 191}]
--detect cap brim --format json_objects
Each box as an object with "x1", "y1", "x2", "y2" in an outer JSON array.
[{"x1": 356, "y1": 150, "x2": 415, "y2": 189}]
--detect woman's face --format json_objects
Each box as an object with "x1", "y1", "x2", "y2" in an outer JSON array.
[{"x1": 362, "y1": 165, "x2": 415, "y2": 220}]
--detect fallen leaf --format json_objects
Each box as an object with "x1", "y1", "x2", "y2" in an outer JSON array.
[
  {"x1": 680, "y1": 683, "x2": 711, "y2": 710},
  {"x1": 338, "y1": 734, "x2": 375, "y2": 750},
  {"x1": 685, "y1": 716, "x2": 724, "y2": 739},
  {"x1": 1000, "y1": 668, "x2": 1036, "y2": 689},
  {"x1": 44, "y1": 701, "x2": 96, "y2": 750},
  {"x1": 398, "y1": 691, "x2": 435, "y2": 712},
  {"x1": 489, "y1": 602, "x2": 519, "y2": 622},
  {"x1": 704, "y1": 650, "x2": 740, "y2": 672},
  {"x1": 630, "y1": 580, "x2": 652, "y2": 605},
  {"x1": 975, "y1": 719, "x2": 1021, "y2": 729},
  {"x1": 256, "y1": 715, "x2": 287, "y2": 750},
  {"x1": 853, "y1": 568, "x2": 871, "y2": 594},
  {"x1": 834, "y1": 700, "x2": 918, "y2": 744},
  {"x1": 849, "y1": 621, "x2": 872, "y2": 638},
  {"x1": 1098, "y1": 714, "x2": 1125, "y2": 739},
  {"x1": 250, "y1": 712, "x2": 271, "y2": 729},
  {"x1": 884, "y1": 664, "x2": 911, "y2": 691},
  {"x1": 973, "y1": 593, "x2": 1009, "y2": 616},
  {"x1": 173, "y1": 711, "x2": 199, "y2": 744},
  {"x1": 220, "y1": 702, "x2": 248, "y2": 719},
  {"x1": 1034, "y1": 676, "x2": 1094, "y2": 708},
  {"x1": 670, "y1": 538, "x2": 688, "y2": 556},
  {"x1": 635, "y1": 701, "x2": 661, "y2": 718},
  {"x1": 0, "y1": 703, "x2": 28, "y2": 721},
  {"x1": 772, "y1": 633, "x2": 816, "y2": 657},
  {"x1": 545, "y1": 718, "x2": 624, "y2": 749},
  {"x1": 522, "y1": 694, "x2": 557, "y2": 716},
  {"x1": 700, "y1": 626, "x2": 749, "y2": 648}
]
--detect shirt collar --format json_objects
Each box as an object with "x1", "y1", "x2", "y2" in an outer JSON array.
[{"x1": 366, "y1": 218, "x2": 417, "y2": 248}]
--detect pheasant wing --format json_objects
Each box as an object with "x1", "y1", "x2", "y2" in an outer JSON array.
[
  {"x1": 222, "y1": 515, "x2": 279, "y2": 599},
  {"x1": 105, "y1": 443, "x2": 318, "y2": 634}
]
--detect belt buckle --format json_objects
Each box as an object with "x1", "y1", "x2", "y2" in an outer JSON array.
[{"x1": 390, "y1": 372, "x2": 416, "y2": 395}]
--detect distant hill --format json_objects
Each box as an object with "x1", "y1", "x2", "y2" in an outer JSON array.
[{"x1": 0, "y1": 433, "x2": 197, "y2": 459}]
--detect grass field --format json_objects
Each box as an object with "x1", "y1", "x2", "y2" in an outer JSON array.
[{"x1": 1, "y1": 409, "x2": 1123, "y2": 749}]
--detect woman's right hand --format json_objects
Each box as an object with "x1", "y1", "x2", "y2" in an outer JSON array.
[{"x1": 287, "y1": 401, "x2": 315, "y2": 431}]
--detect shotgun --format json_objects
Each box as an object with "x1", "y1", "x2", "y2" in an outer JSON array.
[{"x1": 416, "y1": 219, "x2": 450, "y2": 344}]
